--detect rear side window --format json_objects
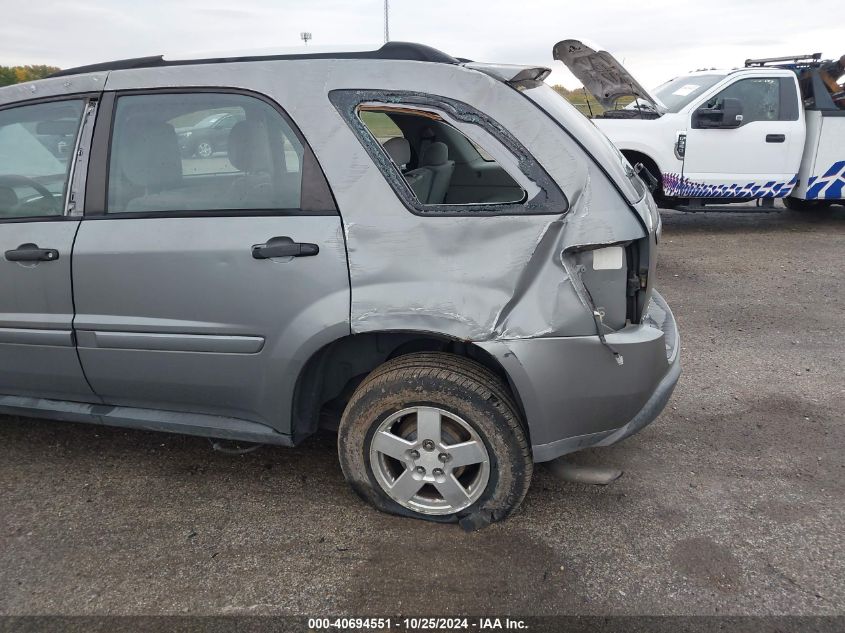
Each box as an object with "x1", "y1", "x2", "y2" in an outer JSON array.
[
  {"x1": 0, "y1": 100, "x2": 84, "y2": 219},
  {"x1": 107, "y1": 93, "x2": 305, "y2": 213},
  {"x1": 358, "y1": 105, "x2": 526, "y2": 206},
  {"x1": 331, "y1": 90, "x2": 567, "y2": 216}
]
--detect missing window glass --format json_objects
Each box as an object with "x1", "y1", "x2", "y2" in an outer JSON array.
[
  {"x1": 330, "y1": 90, "x2": 567, "y2": 217},
  {"x1": 358, "y1": 104, "x2": 527, "y2": 206}
]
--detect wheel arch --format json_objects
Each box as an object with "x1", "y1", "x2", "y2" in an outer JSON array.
[
  {"x1": 290, "y1": 331, "x2": 530, "y2": 444},
  {"x1": 620, "y1": 148, "x2": 670, "y2": 205},
  {"x1": 620, "y1": 149, "x2": 662, "y2": 183}
]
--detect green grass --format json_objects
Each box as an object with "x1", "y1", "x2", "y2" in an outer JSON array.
[{"x1": 359, "y1": 111, "x2": 403, "y2": 139}]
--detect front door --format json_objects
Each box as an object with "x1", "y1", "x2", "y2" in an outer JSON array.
[
  {"x1": 0, "y1": 97, "x2": 96, "y2": 401},
  {"x1": 72, "y1": 90, "x2": 349, "y2": 433},
  {"x1": 682, "y1": 75, "x2": 805, "y2": 197}
]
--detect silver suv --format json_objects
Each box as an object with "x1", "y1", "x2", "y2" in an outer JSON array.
[{"x1": 0, "y1": 42, "x2": 679, "y2": 526}]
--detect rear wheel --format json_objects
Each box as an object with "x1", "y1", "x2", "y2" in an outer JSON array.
[
  {"x1": 338, "y1": 352, "x2": 532, "y2": 525},
  {"x1": 784, "y1": 197, "x2": 832, "y2": 211}
]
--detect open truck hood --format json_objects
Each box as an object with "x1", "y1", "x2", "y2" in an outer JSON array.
[{"x1": 553, "y1": 39, "x2": 665, "y2": 113}]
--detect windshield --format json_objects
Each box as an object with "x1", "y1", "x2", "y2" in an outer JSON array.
[{"x1": 653, "y1": 74, "x2": 724, "y2": 113}]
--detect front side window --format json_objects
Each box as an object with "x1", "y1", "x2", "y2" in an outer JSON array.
[
  {"x1": 0, "y1": 100, "x2": 84, "y2": 219},
  {"x1": 107, "y1": 92, "x2": 305, "y2": 213},
  {"x1": 702, "y1": 78, "x2": 784, "y2": 124}
]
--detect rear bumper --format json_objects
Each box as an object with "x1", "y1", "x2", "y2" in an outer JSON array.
[{"x1": 478, "y1": 290, "x2": 680, "y2": 462}]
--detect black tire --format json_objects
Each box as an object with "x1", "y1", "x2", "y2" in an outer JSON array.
[
  {"x1": 338, "y1": 352, "x2": 532, "y2": 526},
  {"x1": 783, "y1": 197, "x2": 831, "y2": 212}
]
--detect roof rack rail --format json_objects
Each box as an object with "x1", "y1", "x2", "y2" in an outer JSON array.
[
  {"x1": 745, "y1": 53, "x2": 821, "y2": 67},
  {"x1": 50, "y1": 41, "x2": 461, "y2": 79}
]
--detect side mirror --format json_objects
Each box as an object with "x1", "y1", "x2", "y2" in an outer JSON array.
[
  {"x1": 694, "y1": 97, "x2": 744, "y2": 129},
  {"x1": 719, "y1": 98, "x2": 744, "y2": 128}
]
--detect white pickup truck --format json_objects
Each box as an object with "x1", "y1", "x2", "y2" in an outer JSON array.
[{"x1": 555, "y1": 40, "x2": 845, "y2": 211}]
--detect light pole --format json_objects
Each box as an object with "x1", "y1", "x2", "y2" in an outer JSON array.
[
  {"x1": 300, "y1": 32, "x2": 312, "y2": 46},
  {"x1": 384, "y1": 0, "x2": 389, "y2": 43}
]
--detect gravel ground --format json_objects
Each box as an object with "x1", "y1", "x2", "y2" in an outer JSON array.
[{"x1": 0, "y1": 205, "x2": 842, "y2": 617}]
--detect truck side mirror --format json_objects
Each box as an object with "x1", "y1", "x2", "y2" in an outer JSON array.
[
  {"x1": 719, "y1": 98, "x2": 744, "y2": 128},
  {"x1": 694, "y1": 97, "x2": 744, "y2": 129}
]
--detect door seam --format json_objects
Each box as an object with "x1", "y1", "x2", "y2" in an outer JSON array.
[{"x1": 69, "y1": 207, "x2": 103, "y2": 403}]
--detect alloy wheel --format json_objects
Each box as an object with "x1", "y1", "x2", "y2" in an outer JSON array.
[{"x1": 369, "y1": 406, "x2": 490, "y2": 515}]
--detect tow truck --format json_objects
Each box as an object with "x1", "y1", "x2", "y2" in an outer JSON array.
[{"x1": 555, "y1": 40, "x2": 845, "y2": 211}]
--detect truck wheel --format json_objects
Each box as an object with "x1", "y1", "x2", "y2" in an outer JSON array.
[
  {"x1": 784, "y1": 198, "x2": 831, "y2": 211},
  {"x1": 338, "y1": 352, "x2": 532, "y2": 525}
]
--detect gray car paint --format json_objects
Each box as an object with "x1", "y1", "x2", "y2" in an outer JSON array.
[
  {"x1": 0, "y1": 53, "x2": 678, "y2": 460},
  {"x1": 0, "y1": 73, "x2": 106, "y2": 108},
  {"x1": 97, "y1": 60, "x2": 649, "y2": 339},
  {"x1": 0, "y1": 220, "x2": 96, "y2": 402},
  {"x1": 72, "y1": 216, "x2": 349, "y2": 427},
  {"x1": 480, "y1": 291, "x2": 679, "y2": 461}
]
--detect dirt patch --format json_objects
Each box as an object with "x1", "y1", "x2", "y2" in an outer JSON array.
[
  {"x1": 670, "y1": 537, "x2": 744, "y2": 593},
  {"x1": 337, "y1": 525, "x2": 581, "y2": 615}
]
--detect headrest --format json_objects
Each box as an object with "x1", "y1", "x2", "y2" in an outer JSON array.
[
  {"x1": 117, "y1": 118, "x2": 182, "y2": 191},
  {"x1": 228, "y1": 120, "x2": 273, "y2": 173},
  {"x1": 383, "y1": 137, "x2": 411, "y2": 167},
  {"x1": 422, "y1": 141, "x2": 449, "y2": 166}
]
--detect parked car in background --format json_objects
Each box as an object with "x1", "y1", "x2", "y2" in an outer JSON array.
[
  {"x1": 36, "y1": 132, "x2": 71, "y2": 159},
  {"x1": 176, "y1": 110, "x2": 244, "y2": 158},
  {"x1": 0, "y1": 42, "x2": 679, "y2": 526},
  {"x1": 556, "y1": 39, "x2": 845, "y2": 212}
]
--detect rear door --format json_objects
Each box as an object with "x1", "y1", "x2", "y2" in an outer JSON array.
[
  {"x1": 73, "y1": 90, "x2": 349, "y2": 434},
  {"x1": 682, "y1": 75, "x2": 805, "y2": 196},
  {"x1": 0, "y1": 96, "x2": 97, "y2": 401}
]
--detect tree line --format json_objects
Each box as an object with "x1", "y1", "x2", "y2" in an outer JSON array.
[
  {"x1": 552, "y1": 85, "x2": 606, "y2": 116},
  {"x1": 0, "y1": 65, "x2": 61, "y2": 87}
]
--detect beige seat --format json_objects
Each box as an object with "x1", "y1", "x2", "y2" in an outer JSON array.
[
  {"x1": 383, "y1": 137, "x2": 432, "y2": 203},
  {"x1": 116, "y1": 118, "x2": 185, "y2": 212},
  {"x1": 419, "y1": 141, "x2": 454, "y2": 204}
]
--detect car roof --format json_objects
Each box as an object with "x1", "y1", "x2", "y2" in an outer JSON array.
[
  {"x1": 50, "y1": 41, "x2": 463, "y2": 79},
  {"x1": 682, "y1": 67, "x2": 794, "y2": 78}
]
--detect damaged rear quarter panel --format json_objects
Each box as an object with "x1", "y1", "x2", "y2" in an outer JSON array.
[{"x1": 317, "y1": 62, "x2": 646, "y2": 342}]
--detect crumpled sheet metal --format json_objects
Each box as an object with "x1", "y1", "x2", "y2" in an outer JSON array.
[{"x1": 99, "y1": 58, "x2": 646, "y2": 342}]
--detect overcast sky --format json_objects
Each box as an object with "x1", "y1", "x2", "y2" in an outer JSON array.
[{"x1": 0, "y1": 0, "x2": 841, "y2": 89}]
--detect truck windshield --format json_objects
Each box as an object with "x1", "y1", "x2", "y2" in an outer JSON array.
[{"x1": 653, "y1": 75, "x2": 723, "y2": 112}]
